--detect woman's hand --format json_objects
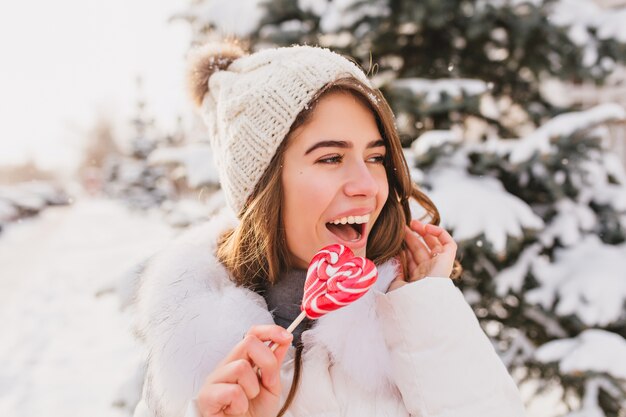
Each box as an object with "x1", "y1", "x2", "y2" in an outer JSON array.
[
  {"x1": 195, "y1": 325, "x2": 293, "y2": 417},
  {"x1": 388, "y1": 219, "x2": 457, "y2": 292}
]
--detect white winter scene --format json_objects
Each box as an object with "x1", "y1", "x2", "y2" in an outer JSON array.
[{"x1": 2, "y1": 0, "x2": 626, "y2": 416}]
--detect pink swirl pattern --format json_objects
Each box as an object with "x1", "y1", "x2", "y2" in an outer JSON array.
[{"x1": 301, "y1": 244, "x2": 378, "y2": 319}]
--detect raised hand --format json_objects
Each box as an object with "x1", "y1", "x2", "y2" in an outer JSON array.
[{"x1": 388, "y1": 219, "x2": 457, "y2": 292}]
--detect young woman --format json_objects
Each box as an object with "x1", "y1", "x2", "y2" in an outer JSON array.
[{"x1": 133, "y1": 41, "x2": 526, "y2": 417}]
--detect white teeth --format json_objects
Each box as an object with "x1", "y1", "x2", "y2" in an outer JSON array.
[{"x1": 330, "y1": 214, "x2": 370, "y2": 225}]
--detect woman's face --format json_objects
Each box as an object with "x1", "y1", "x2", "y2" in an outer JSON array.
[{"x1": 281, "y1": 91, "x2": 389, "y2": 269}]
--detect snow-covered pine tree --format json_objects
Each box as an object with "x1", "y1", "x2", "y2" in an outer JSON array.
[
  {"x1": 176, "y1": 0, "x2": 626, "y2": 414},
  {"x1": 409, "y1": 103, "x2": 626, "y2": 416},
  {"x1": 102, "y1": 78, "x2": 176, "y2": 210}
]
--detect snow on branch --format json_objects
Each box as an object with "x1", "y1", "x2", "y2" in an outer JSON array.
[
  {"x1": 426, "y1": 168, "x2": 544, "y2": 254},
  {"x1": 411, "y1": 130, "x2": 462, "y2": 157},
  {"x1": 299, "y1": 0, "x2": 390, "y2": 33},
  {"x1": 528, "y1": 235, "x2": 626, "y2": 326},
  {"x1": 392, "y1": 78, "x2": 488, "y2": 105},
  {"x1": 538, "y1": 199, "x2": 596, "y2": 247},
  {"x1": 175, "y1": 0, "x2": 265, "y2": 37},
  {"x1": 0, "y1": 181, "x2": 70, "y2": 225},
  {"x1": 551, "y1": 0, "x2": 626, "y2": 44},
  {"x1": 496, "y1": 243, "x2": 542, "y2": 295},
  {"x1": 535, "y1": 329, "x2": 626, "y2": 380},
  {"x1": 509, "y1": 103, "x2": 625, "y2": 164}
]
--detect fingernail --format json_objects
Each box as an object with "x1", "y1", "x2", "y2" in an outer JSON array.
[{"x1": 281, "y1": 330, "x2": 292, "y2": 339}]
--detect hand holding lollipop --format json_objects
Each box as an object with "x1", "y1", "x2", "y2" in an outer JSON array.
[{"x1": 196, "y1": 244, "x2": 378, "y2": 417}]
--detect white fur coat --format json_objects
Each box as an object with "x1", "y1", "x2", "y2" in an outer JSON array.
[{"x1": 133, "y1": 209, "x2": 526, "y2": 417}]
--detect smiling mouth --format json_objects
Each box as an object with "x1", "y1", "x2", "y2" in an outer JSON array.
[{"x1": 325, "y1": 214, "x2": 369, "y2": 242}]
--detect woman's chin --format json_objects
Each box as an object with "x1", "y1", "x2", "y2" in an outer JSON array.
[{"x1": 351, "y1": 246, "x2": 367, "y2": 258}]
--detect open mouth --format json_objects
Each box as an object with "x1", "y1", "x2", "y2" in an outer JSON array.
[{"x1": 325, "y1": 214, "x2": 369, "y2": 242}]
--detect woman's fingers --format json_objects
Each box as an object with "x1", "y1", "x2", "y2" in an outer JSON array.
[
  {"x1": 245, "y1": 324, "x2": 294, "y2": 348},
  {"x1": 206, "y1": 359, "x2": 260, "y2": 400},
  {"x1": 216, "y1": 325, "x2": 292, "y2": 393},
  {"x1": 271, "y1": 339, "x2": 292, "y2": 369},
  {"x1": 405, "y1": 219, "x2": 457, "y2": 279},
  {"x1": 404, "y1": 225, "x2": 432, "y2": 263},
  {"x1": 422, "y1": 233, "x2": 443, "y2": 254},
  {"x1": 410, "y1": 220, "x2": 456, "y2": 254},
  {"x1": 196, "y1": 325, "x2": 292, "y2": 417},
  {"x1": 239, "y1": 336, "x2": 282, "y2": 391},
  {"x1": 245, "y1": 325, "x2": 292, "y2": 390},
  {"x1": 197, "y1": 383, "x2": 248, "y2": 416}
]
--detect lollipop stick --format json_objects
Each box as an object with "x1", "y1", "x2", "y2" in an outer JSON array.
[
  {"x1": 286, "y1": 311, "x2": 307, "y2": 334},
  {"x1": 269, "y1": 311, "x2": 307, "y2": 352}
]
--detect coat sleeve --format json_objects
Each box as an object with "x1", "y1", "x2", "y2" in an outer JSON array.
[{"x1": 374, "y1": 277, "x2": 526, "y2": 417}]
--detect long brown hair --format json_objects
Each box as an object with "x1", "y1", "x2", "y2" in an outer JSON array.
[{"x1": 217, "y1": 76, "x2": 441, "y2": 414}]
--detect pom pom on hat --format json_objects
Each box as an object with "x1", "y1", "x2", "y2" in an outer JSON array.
[{"x1": 187, "y1": 40, "x2": 248, "y2": 107}]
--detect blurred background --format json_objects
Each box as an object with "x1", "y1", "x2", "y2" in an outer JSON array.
[{"x1": 1, "y1": 0, "x2": 626, "y2": 416}]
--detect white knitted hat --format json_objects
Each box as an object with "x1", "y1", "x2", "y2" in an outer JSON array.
[{"x1": 188, "y1": 42, "x2": 372, "y2": 214}]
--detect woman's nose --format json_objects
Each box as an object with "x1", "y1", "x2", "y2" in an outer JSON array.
[{"x1": 343, "y1": 160, "x2": 380, "y2": 197}]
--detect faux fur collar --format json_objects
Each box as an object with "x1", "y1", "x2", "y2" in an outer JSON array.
[{"x1": 135, "y1": 208, "x2": 399, "y2": 417}]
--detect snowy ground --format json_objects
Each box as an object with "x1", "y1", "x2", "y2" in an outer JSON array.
[
  {"x1": 0, "y1": 197, "x2": 563, "y2": 416},
  {"x1": 0, "y1": 198, "x2": 175, "y2": 417}
]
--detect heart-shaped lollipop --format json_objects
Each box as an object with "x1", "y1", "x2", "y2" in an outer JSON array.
[
  {"x1": 276, "y1": 244, "x2": 378, "y2": 342},
  {"x1": 302, "y1": 244, "x2": 378, "y2": 319}
]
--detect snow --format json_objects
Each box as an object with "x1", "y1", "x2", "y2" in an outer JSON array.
[
  {"x1": 298, "y1": 0, "x2": 390, "y2": 33},
  {"x1": 0, "y1": 181, "x2": 70, "y2": 224},
  {"x1": 538, "y1": 199, "x2": 596, "y2": 247},
  {"x1": 578, "y1": 155, "x2": 626, "y2": 211},
  {"x1": 495, "y1": 243, "x2": 542, "y2": 295},
  {"x1": 179, "y1": 0, "x2": 265, "y2": 37},
  {"x1": 299, "y1": 0, "x2": 327, "y2": 16},
  {"x1": 527, "y1": 235, "x2": 626, "y2": 326},
  {"x1": 392, "y1": 78, "x2": 488, "y2": 105},
  {"x1": 0, "y1": 199, "x2": 175, "y2": 417},
  {"x1": 425, "y1": 168, "x2": 544, "y2": 254},
  {"x1": 411, "y1": 130, "x2": 462, "y2": 157},
  {"x1": 0, "y1": 200, "x2": 19, "y2": 222},
  {"x1": 148, "y1": 143, "x2": 219, "y2": 187},
  {"x1": 535, "y1": 329, "x2": 626, "y2": 380},
  {"x1": 161, "y1": 191, "x2": 225, "y2": 228},
  {"x1": 476, "y1": 0, "x2": 544, "y2": 9},
  {"x1": 508, "y1": 103, "x2": 626, "y2": 164},
  {"x1": 551, "y1": 0, "x2": 626, "y2": 44}
]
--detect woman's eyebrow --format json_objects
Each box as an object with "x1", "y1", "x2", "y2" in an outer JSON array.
[
  {"x1": 368, "y1": 139, "x2": 385, "y2": 148},
  {"x1": 305, "y1": 139, "x2": 385, "y2": 155}
]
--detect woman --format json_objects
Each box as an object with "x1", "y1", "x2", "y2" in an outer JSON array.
[{"x1": 133, "y1": 41, "x2": 526, "y2": 417}]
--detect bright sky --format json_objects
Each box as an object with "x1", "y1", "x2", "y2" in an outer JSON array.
[{"x1": 0, "y1": 0, "x2": 191, "y2": 173}]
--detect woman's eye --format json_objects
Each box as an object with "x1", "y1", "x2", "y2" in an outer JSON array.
[
  {"x1": 367, "y1": 154, "x2": 386, "y2": 164},
  {"x1": 317, "y1": 154, "x2": 343, "y2": 164}
]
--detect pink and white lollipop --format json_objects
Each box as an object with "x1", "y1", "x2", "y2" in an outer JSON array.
[{"x1": 282, "y1": 244, "x2": 378, "y2": 334}]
